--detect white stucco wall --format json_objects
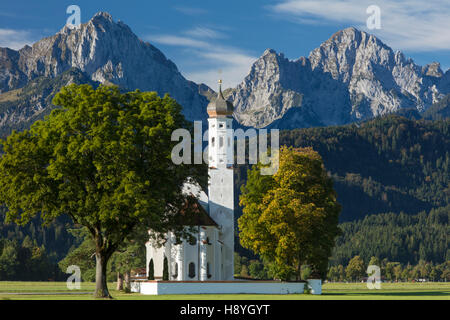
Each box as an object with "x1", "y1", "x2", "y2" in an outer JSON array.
[
  {"x1": 307, "y1": 279, "x2": 322, "y2": 294},
  {"x1": 146, "y1": 226, "x2": 221, "y2": 281},
  {"x1": 134, "y1": 281, "x2": 306, "y2": 295}
]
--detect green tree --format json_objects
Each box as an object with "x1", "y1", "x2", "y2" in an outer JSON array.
[
  {"x1": 346, "y1": 256, "x2": 365, "y2": 282},
  {"x1": 440, "y1": 262, "x2": 450, "y2": 281},
  {"x1": 234, "y1": 252, "x2": 243, "y2": 276},
  {"x1": 429, "y1": 267, "x2": 437, "y2": 282},
  {"x1": 368, "y1": 256, "x2": 381, "y2": 267},
  {"x1": 393, "y1": 264, "x2": 403, "y2": 282},
  {"x1": 111, "y1": 239, "x2": 146, "y2": 291},
  {"x1": 58, "y1": 229, "x2": 97, "y2": 282},
  {"x1": 0, "y1": 84, "x2": 205, "y2": 298},
  {"x1": 239, "y1": 146, "x2": 341, "y2": 281},
  {"x1": 248, "y1": 260, "x2": 268, "y2": 279},
  {"x1": 148, "y1": 259, "x2": 155, "y2": 280},
  {"x1": 0, "y1": 240, "x2": 19, "y2": 280},
  {"x1": 240, "y1": 264, "x2": 249, "y2": 278},
  {"x1": 338, "y1": 264, "x2": 345, "y2": 282},
  {"x1": 401, "y1": 264, "x2": 412, "y2": 281},
  {"x1": 301, "y1": 265, "x2": 312, "y2": 280},
  {"x1": 327, "y1": 266, "x2": 338, "y2": 282},
  {"x1": 385, "y1": 262, "x2": 398, "y2": 281},
  {"x1": 163, "y1": 256, "x2": 169, "y2": 281}
]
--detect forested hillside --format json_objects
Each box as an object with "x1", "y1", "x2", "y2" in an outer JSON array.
[
  {"x1": 423, "y1": 94, "x2": 450, "y2": 120},
  {"x1": 0, "y1": 208, "x2": 78, "y2": 280},
  {"x1": 234, "y1": 115, "x2": 449, "y2": 268},
  {"x1": 0, "y1": 68, "x2": 98, "y2": 139},
  {"x1": 278, "y1": 115, "x2": 450, "y2": 221},
  {"x1": 331, "y1": 205, "x2": 449, "y2": 266},
  {"x1": 1, "y1": 114, "x2": 449, "y2": 279}
]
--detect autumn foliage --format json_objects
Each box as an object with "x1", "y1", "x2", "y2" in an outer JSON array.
[{"x1": 238, "y1": 146, "x2": 341, "y2": 280}]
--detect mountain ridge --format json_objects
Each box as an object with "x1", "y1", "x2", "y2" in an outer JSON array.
[
  {"x1": 228, "y1": 27, "x2": 450, "y2": 128},
  {"x1": 0, "y1": 11, "x2": 210, "y2": 132},
  {"x1": 1, "y1": 13, "x2": 449, "y2": 134}
]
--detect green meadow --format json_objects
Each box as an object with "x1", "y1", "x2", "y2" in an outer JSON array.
[{"x1": 0, "y1": 282, "x2": 448, "y2": 300}]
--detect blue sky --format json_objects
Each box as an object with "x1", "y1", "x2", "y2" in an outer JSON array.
[{"x1": 1, "y1": 0, "x2": 449, "y2": 89}]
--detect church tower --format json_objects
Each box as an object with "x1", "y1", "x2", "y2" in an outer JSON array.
[{"x1": 207, "y1": 80, "x2": 234, "y2": 281}]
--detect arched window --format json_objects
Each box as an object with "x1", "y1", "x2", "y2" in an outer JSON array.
[
  {"x1": 219, "y1": 137, "x2": 223, "y2": 148},
  {"x1": 211, "y1": 137, "x2": 215, "y2": 147},
  {"x1": 172, "y1": 262, "x2": 178, "y2": 279},
  {"x1": 207, "y1": 262, "x2": 212, "y2": 279},
  {"x1": 188, "y1": 262, "x2": 196, "y2": 278},
  {"x1": 148, "y1": 258, "x2": 154, "y2": 280}
]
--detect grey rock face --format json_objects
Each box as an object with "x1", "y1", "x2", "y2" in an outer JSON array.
[
  {"x1": 229, "y1": 27, "x2": 450, "y2": 128},
  {"x1": 0, "y1": 12, "x2": 209, "y2": 123},
  {"x1": 1, "y1": 18, "x2": 449, "y2": 132}
]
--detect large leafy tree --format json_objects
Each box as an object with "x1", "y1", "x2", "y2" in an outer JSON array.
[
  {"x1": 238, "y1": 146, "x2": 341, "y2": 281},
  {"x1": 0, "y1": 84, "x2": 205, "y2": 298},
  {"x1": 345, "y1": 255, "x2": 365, "y2": 281},
  {"x1": 59, "y1": 229, "x2": 146, "y2": 291}
]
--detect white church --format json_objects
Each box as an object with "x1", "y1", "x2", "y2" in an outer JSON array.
[
  {"x1": 133, "y1": 82, "x2": 321, "y2": 295},
  {"x1": 145, "y1": 81, "x2": 235, "y2": 282}
]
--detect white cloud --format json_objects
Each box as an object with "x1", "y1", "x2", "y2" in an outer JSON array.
[
  {"x1": 149, "y1": 35, "x2": 209, "y2": 48},
  {"x1": 146, "y1": 29, "x2": 256, "y2": 89},
  {"x1": 0, "y1": 28, "x2": 35, "y2": 50},
  {"x1": 183, "y1": 27, "x2": 225, "y2": 39},
  {"x1": 173, "y1": 6, "x2": 208, "y2": 16},
  {"x1": 269, "y1": 0, "x2": 450, "y2": 51}
]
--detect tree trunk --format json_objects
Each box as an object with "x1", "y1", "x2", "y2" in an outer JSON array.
[
  {"x1": 296, "y1": 258, "x2": 302, "y2": 281},
  {"x1": 94, "y1": 252, "x2": 112, "y2": 298},
  {"x1": 116, "y1": 272, "x2": 123, "y2": 291},
  {"x1": 124, "y1": 271, "x2": 131, "y2": 292}
]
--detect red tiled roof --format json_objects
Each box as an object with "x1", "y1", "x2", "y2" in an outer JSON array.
[{"x1": 176, "y1": 195, "x2": 218, "y2": 227}]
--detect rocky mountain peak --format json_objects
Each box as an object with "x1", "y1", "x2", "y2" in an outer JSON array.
[
  {"x1": 229, "y1": 27, "x2": 450, "y2": 128},
  {"x1": 0, "y1": 12, "x2": 209, "y2": 126},
  {"x1": 92, "y1": 11, "x2": 113, "y2": 21},
  {"x1": 423, "y1": 62, "x2": 443, "y2": 78},
  {"x1": 261, "y1": 48, "x2": 280, "y2": 57}
]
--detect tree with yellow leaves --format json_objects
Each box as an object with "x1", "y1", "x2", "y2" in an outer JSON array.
[{"x1": 238, "y1": 146, "x2": 341, "y2": 281}]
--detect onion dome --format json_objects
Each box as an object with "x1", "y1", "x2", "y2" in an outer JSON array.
[{"x1": 207, "y1": 80, "x2": 234, "y2": 117}]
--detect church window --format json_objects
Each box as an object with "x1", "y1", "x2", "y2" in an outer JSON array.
[
  {"x1": 219, "y1": 123, "x2": 224, "y2": 128},
  {"x1": 172, "y1": 263, "x2": 178, "y2": 279},
  {"x1": 188, "y1": 262, "x2": 196, "y2": 278},
  {"x1": 189, "y1": 236, "x2": 197, "y2": 246},
  {"x1": 211, "y1": 137, "x2": 215, "y2": 147},
  {"x1": 207, "y1": 263, "x2": 212, "y2": 279},
  {"x1": 219, "y1": 137, "x2": 223, "y2": 148},
  {"x1": 228, "y1": 137, "x2": 230, "y2": 146}
]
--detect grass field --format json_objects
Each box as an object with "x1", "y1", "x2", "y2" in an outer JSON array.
[{"x1": 0, "y1": 282, "x2": 448, "y2": 300}]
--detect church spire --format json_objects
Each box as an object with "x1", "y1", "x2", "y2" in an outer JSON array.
[
  {"x1": 207, "y1": 79, "x2": 234, "y2": 117},
  {"x1": 218, "y1": 79, "x2": 225, "y2": 99}
]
